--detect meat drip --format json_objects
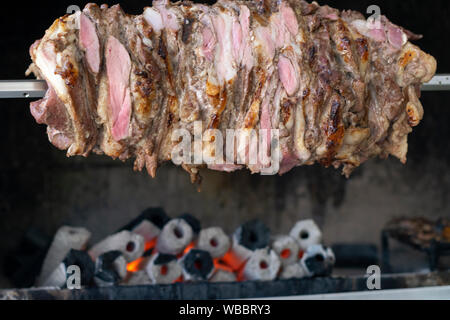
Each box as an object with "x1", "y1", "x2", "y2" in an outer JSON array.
[{"x1": 27, "y1": 0, "x2": 437, "y2": 181}]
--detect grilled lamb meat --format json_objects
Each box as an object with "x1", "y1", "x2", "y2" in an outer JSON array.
[{"x1": 27, "y1": 0, "x2": 436, "y2": 181}]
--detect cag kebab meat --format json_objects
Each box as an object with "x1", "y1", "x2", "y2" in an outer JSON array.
[{"x1": 27, "y1": 0, "x2": 436, "y2": 182}]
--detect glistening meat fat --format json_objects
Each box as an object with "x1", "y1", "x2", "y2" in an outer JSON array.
[{"x1": 26, "y1": 0, "x2": 437, "y2": 182}]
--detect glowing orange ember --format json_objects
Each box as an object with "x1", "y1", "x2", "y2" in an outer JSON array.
[
  {"x1": 280, "y1": 249, "x2": 291, "y2": 259},
  {"x1": 126, "y1": 239, "x2": 157, "y2": 272},
  {"x1": 127, "y1": 257, "x2": 144, "y2": 272},
  {"x1": 213, "y1": 259, "x2": 234, "y2": 273},
  {"x1": 145, "y1": 238, "x2": 157, "y2": 251},
  {"x1": 236, "y1": 265, "x2": 245, "y2": 282},
  {"x1": 221, "y1": 250, "x2": 246, "y2": 271},
  {"x1": 178, "y1": 242, "x2": 195, "y2": 258},
  {"x1": 126, "y1": 241, "x2": 245, "y2": 282},
  {"x1": 160, "y1": 264, "x2": 168, "y2": 275}
]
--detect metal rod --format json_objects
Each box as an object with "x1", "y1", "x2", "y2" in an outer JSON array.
[
  {"x1": 0, "y1": 74, "x2": 449, "y2": 99},
  {"x1": 0, "y1": 80, "x2": 47, "y2": 99},
  {"x1": 421, "y1": 74, "x2": 450, "y2": 91}
]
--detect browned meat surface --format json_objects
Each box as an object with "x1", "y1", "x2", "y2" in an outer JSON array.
[{"x1": 27, "y1": 0, "x2": 437, "y2": 182}]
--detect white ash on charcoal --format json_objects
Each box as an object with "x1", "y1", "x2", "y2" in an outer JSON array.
[
  {"x1": 124, "y1": 270, "x2": 152, "y2": 286},
  {"x1": 278, "y1": 263, "x2": 308, "y2": 280},
  {"x1": 94, "y1": 251, "x2": 128, "y2": 287},
  {"x1": 289, "y1": 220, "x2": 322, "y2": 251},
  {"x1": 209, "y1": 269, "x2": 237, "y2": 283},
  {"x1": 179, "y1": 213, "x2": 201, "y2": 236},
  {"x1": 242, "y1": 248, "x2": 281, "y2": 281},
  {"x1": 300, "y1": 245, "x2": 335, "y2": 278},
  {"x1": 156, "y1": 219, "x2": 194, "y2": 255},
  {"x1": 197, "y1": 227, "x2": 230, "y2": 259},
  {"x1": 228, "y1": 220, "x2": 270, "y2": 270},
  {"x1": 40, "y1": 249, "x2": 95, "y2": 288},
  {"x1": 120, "y1": 207, "x2": 170, "y2": 244},
  {"x1": 88, "y1": 230, "x2": 145, "y2": 262},
  {"x1": 271, "y1": 235, "x2": 300, "y2": 267},
  {"x1": 180, "y1": 249, "x2": 214, "y2": 281},
  {"x1": 40, "y1": 263, "x2": 67, "y2": 288},
  {"x1": 36, "y1": 226, "x2": 91, "y2": 287},
  {"x1": 146, "y1": 253, "x2": 182, "y2": 284}
]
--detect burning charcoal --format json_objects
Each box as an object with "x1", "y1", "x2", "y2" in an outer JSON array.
[
  {"x1": 120, "y1": 207, "x2": 170, "y2": 243},
  {"x1": 41, "y1": 249, "x2": 95, "y2": 288},
  {"x1": 179, "y1": 213, "x2": 201, "y2": 235},
  {"x1": 89, "y1": 230, "x2": 145, "y2": 262},
  {"x1": 300, "y1": 244, "x2": 335, "y2": 278},
  {"x1": 236, "y1": 220, "x2": 271, "y2": 250},
  {"x1": 94, "y1": 251, "x2": 127, "y2": 287},
  {"x1": 142, "y1": 248, "x2": 154, "y2": 258},
  {"x1": 124, "y1": 270, "x2": 152, "y2": 286},
  {"x1": 242, "y1": 248, "x2": 281, "y2": 281},
  {"x1": 278, "y1": 263, "x2": 308, "y2": 280},
  {"x1": 180, "y1": 249, "x2": 214, "y2": 281},
  {"x1": 272, "y1": 235, "x2": 300, "y2": 267},
  {"x1": 227, "y1": 220, "x2": 270, "y2": 270},
  {"x1": 126, "y1": 250, "x2": 152, "y2": 273},
  {"x1": 289, "y1": 220, "x2": 322, "y2": 250},
  {"x1": 36, "y1": 226, "x2": 91, "y2": 287},
  {"x1": 128, "y1": 221, "x2": 160, "y2": 246},
  {"x1": 156, "y1": 219, "x2": 194, "y2": 255},
  {"x1": 146, "y1": 253, "x2": 182, "y2": 284},
  {"x1": 209, "y1": 269, "x2": 237, "y2": 283},
  {"x1": 41, "y1": 263, "x2": 68, "y2": 288},
  {"x1": 197, "y1": 227, "x2": 230, "y2": 258},
  {"x1": 63, "y1": 249, "x2": 95, "y2": 286},
  {"x1": 121, "y1": 207, "x2": 170, "y2": 231}
]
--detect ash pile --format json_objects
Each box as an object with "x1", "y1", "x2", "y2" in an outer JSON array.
[{"x1": 35, "y1": 208, "x2": 335, "y2": 288}]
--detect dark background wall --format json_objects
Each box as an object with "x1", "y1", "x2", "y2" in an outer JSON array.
[{"x1": 0, "y1": 0, "x2": 449, "y2": 288}]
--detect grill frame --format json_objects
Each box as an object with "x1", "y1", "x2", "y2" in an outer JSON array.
[{"x1": 1, "y1": 270, "x2": 449, "y2": 300}]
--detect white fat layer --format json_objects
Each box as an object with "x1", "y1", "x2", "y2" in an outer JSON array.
[
  {"x1": 142, "y1": 37, "x2": 152, "y2": 48},
  {"x1": 294, "y1": 102, "x2": 310, "y2": 162},
  {"x1": 214, "y1": 12, "x2": 236, "y2": 83},
  {"x1": 402, "y1": 33, "x2": 408, "y2": 46},
  {"x1": 353, "y1": 19, "x2": 408, "y2": 48},
  {"x1": 34, "y1": 19, "x2": 79, "y2": 140},
  {"x1": 143, "y1": 7, "x2": 163, "y2": 32},
  {"x1": 35, "y1": 18, "x2": 78, "y2": 100},
  {"x1": 74, "y1": 11, "x2": 81, "y2": 30},
  {"x1": 352, "y1": 20, "x2": 370, "y2": 37},
  {"x1": 253, "y1": 27, "x2": 267, "y2": 54},
  {"x1": 35, "y1": 44, "x2": 68, "y2": 99}
]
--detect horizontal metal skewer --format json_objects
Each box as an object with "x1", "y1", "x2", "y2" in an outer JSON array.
[
  {"x1": 0, "y1": 80, "x2": 48, "y2": 99},
  {"x1": 0, "y1": 74, "x2": 450, "y2": 99},
  {"x1": 421, "y1": 74, "x2": 450, "y2": 91}
]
